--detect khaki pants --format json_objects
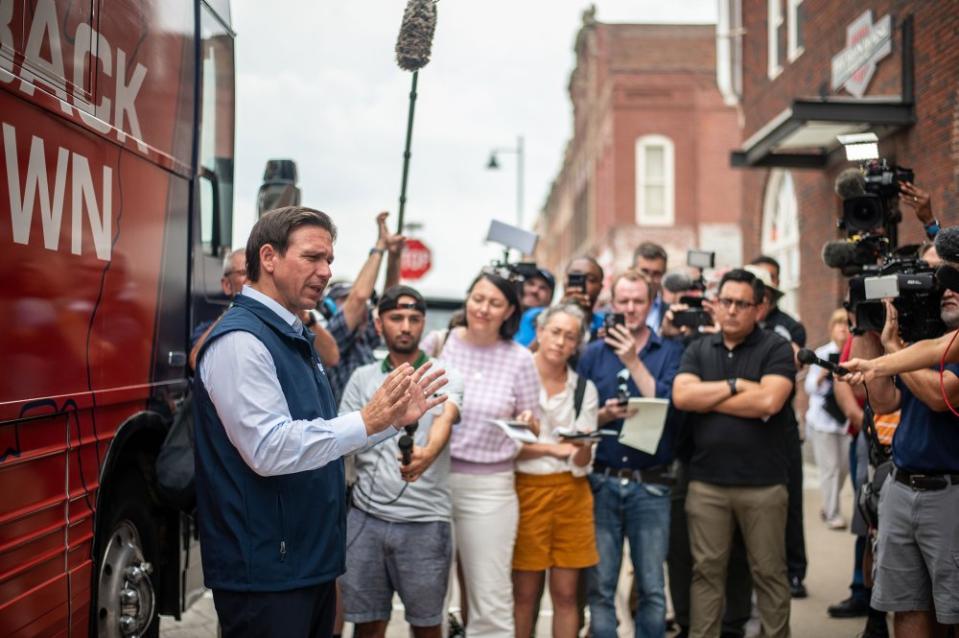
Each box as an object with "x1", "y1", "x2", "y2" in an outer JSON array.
[{"x1": 686, "y1": 481, "x2": 790, "y2": 638}]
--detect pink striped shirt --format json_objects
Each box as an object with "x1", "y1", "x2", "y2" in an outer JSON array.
[{"x1": 423, "y1": 328, "x2": 541, "y2": 474}]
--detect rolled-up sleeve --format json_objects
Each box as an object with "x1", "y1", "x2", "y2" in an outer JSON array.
[{"x1": 200, "y1": 332, "x2": 370, "y2": 476}]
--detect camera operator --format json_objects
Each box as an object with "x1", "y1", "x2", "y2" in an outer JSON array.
[
  {"x1": 844, "y1": 281, "x2": 959, "y2": 635},
  {"x1": 519, "y1": 267, "x2": 556, "y2": 312},
  {"x1": 843, "y1": 227, "x2": 959, "y2": 380},
  {"x1": 576, "y1": 269, "x2": 683, "y2": 638},
  {"x1": 515, "y1": 257, "x2": 606, "y2": 347}
]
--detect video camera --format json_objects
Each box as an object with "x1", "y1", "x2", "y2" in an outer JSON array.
[
  {"x1": 663, "y1": 250, "x2": 715, "y2": 329},
  {"x1": 823, "y1": 134, "x2": 944, "y2": 342},
  {"x1": 484, "y1": 220, "x2": 542, "y2": 284}
]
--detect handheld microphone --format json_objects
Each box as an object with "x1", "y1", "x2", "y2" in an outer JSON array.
[
  {"x1": 398, "y1": 434, "x2": 414, "y2": 466},
  {"x1": 797, "y1": 348, "x2": 850, "y2": 376},
  {"x1": 395, "y1": 0, "x2": 438, "y2": 72}
]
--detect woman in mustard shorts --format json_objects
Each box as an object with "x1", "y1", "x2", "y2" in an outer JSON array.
[{"x1": 512, "y1": 303, "x2": 600, "y2": 638}]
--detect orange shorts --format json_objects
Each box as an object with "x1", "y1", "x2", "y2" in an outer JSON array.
[{"x1": 512, "y1": 472, "x2": 599, "y2": 571}]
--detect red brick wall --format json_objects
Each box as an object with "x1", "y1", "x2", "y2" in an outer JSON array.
[{"x1": 737, "y1": 0, "x2": 959, "y2": 347}]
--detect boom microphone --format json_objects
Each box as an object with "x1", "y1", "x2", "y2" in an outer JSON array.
[
  {"x1": 395, "y1": 0, "x2": 438, "y2": 72},
  {"x1": 935, "y1": 226, "x2": 959, "y2": 263},
  {"x1": 797, "y1": 348, "x2": 849, "y2": 376},
  {"x1": 835, "y1": 168, "x2": 867, "y2": 200}
]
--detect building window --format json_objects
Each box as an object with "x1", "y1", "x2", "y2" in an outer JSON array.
[
  {"x1": 762, "y1": 170, "x2": 801, "y2": 318},
  {"x1": 635, "y1": 135, "x2": 674, "y2": 227},
  {"x1": 767, "y1": 0, "x2": 785, "y2": 78},
  {"x1": 787, "y1": 0, "x2": 805, "y2": 61}
]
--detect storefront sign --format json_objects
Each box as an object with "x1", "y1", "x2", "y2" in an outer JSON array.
[{"x1": 831, "y1": 11, "x2": 893, "y2": 98}]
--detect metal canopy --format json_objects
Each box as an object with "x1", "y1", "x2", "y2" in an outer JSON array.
[{"x1": 730, "y1": 98, "x2": 915, "y2": 169}]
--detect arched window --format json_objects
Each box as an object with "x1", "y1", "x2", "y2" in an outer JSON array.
[
  {"x1": 635, "y1": 134, "x2": 674, "y2": 226},
  {"x1": 761, "y1": 169, "x2": 801, "y2": 317}
]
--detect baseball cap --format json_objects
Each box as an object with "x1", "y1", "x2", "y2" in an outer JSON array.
[
  {"x1": 743, "y1": 265, "x2": 783, "y2": 301},
  {"x1": 325, "y1": 282, "x2": 352, "y2": 301},
  {"x1": 377, "y1": 285, "x2": 426, "y2": 313},
  {"x1": 533, "y1": 268, "x2": 556, "y2": 292}
]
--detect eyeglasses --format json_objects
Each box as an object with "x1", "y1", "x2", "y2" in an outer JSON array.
[{"x1": 717, "y1": 297, "x2": 756, "y2": 311}]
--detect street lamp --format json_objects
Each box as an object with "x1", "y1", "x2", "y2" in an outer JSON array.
[{"x1": 486, "y1": 135, "x2": 524, "y2": 228}]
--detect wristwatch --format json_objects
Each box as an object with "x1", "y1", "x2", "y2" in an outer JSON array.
[
  {"x1": 369, "y1": 247, "x2": 385, "y2": 256},
  {"x1": 924, "y1": 218, "x2": 940, "y2": 240},
  {"x1": 305, "y1": 309, "x2": 319, "y2": 327},
  {"x1": 727, "y1": 378, "x2": 738, "y2": 396}
]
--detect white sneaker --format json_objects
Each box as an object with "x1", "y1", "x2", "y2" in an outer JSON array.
[{"x1": 826, "y1": 515, "x2": 847, "y2": 530}]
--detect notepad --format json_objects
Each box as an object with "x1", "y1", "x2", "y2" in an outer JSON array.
[
  {"x1": 618, "y1": 398, "x2": 669, "y2": 455},
  {"x1": 488, "y1": 419, "x2": 538, "y2": 444}
]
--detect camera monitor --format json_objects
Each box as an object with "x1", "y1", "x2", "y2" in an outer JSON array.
[{"x1": 486, "y1": 219, "x2": 538, "y2": 255}]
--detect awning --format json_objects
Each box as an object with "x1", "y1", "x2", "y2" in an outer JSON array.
[{"x1": 730, "y1": 98, "x2": 914, "y2": 168}]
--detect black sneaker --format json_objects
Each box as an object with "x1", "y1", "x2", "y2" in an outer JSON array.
[
  {"x1": 860, "y1": 611, "x2": 889, "y2": 638},
  {"x1": 828, "y1": 595, "x2": 870, "y2": 618},
  {"x1": 789, "y1": 575, "x2": 807, "y2": 598}
]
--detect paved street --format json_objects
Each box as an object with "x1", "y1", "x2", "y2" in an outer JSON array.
[{"x1": 161, "y1": 462, "x2": 874, "y2": 638}]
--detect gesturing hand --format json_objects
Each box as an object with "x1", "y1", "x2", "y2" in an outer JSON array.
[
  {"x1": 899, "y1": 181, "x2": 933, "y2": 225},
  {"x1": 394, "y1": 361, "x2": 449, "y2": 426},
  {"x1": 361, "y1": 363, "x2": 415, "y2": 435}
]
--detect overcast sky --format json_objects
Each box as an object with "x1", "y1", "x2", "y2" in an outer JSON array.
[{"x1": 231, "y1": 0, "x2": 717, "y2": 297}]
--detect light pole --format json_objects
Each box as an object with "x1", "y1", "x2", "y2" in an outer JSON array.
[{"x1": 486, "y1": 135, "x2": 525, "y2": 228}]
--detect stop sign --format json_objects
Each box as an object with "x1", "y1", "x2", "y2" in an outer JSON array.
[{"x1": 400, "y1": 238, "x2": 432, "y2": 280}]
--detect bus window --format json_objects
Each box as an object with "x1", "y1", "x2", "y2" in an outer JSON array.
[{"x1": 198, "y1": 5, "x2": 235, "y2": 256}]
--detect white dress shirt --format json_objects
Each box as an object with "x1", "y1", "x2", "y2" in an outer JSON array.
[
  {"x1": 515, "y1": 370, "x2": 599, "y2": 477},
  {"x1": 803, "y1": 341, "x2": 847, "y2": 435},
  {"x1": 198, "y1": 286, "x2": 396, "y2": 477}
]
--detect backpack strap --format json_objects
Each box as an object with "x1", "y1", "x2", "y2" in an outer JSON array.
[{"x1": 573, "y1": 373, "x2": 588, "y2": 420}]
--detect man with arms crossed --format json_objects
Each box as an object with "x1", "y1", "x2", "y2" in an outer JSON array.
[
  {"x1": 193, "y1": 207, "x2": 448, "y2": 638},
  {"x1": 672, "y1": 269, "x2": 795, "y2": 638},
  {"x1": 339, "y1": 285, "x2": 463, "y2": 638}
]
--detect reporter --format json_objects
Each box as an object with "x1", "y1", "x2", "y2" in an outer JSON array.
[
  {"x1": 513, "y1": 304, "x2": 599, "y2": 638},
  {"x1": 804, "y1": 310, "x2": 851, "y2": 530}
]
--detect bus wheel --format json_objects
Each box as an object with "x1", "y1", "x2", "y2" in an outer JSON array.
[{"x1": 95, "y1": 477, "x2": 159, "y2": 637}]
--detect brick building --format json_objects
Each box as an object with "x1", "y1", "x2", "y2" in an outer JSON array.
[
  {"x1": 534, "y1": 10, "x2": 745, "y2": 281},
  {"x1": 726, "y1": 0, "x2": 959, "y2": 346}
]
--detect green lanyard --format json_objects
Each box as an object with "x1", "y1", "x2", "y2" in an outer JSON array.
[{"x1": 380, "y1": 350, "x2": 429, "y2": 373}]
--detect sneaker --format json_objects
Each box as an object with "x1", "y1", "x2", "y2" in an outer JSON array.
[
  {"x1": 828, "y1": 595, "x2": 869, "y2": 618},
  {"x1": 860, "y1": 611, "x2": 889, "y2": 638},
  {"x1": 789, "y1": 575, "x2": 808, "y2": 598},
  {"x1": 826, "y1": 515, "x2": 848, "y2": 530}
]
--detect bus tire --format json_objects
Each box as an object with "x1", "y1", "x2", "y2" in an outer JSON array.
[{"x1": 93, "y1": 471, "x2": 161, "y2": 638}]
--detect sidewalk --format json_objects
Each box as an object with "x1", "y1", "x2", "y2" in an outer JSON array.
[{"x1": 161, "y1": 463, "x2": 870, "y2": 637}]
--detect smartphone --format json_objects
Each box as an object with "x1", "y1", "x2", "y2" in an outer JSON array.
[
  {"x1": 567, "y1": 272, "x2": 587, "y2": 290},
  {"x1": 678, "y1": 294, "x2": 704, "y2": 308},
  {"x1": 604, "y1": 313, "x2": 626, "y2": 333}
]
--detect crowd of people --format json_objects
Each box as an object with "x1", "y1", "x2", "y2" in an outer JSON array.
[{"x1": 189, "y1": 202, "x2": 959, "y2": 638}]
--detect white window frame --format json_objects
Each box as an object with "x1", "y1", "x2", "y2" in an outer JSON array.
[
  {"x1": 787, "y1": 0, "x2": 805, "y2": 62},
  {"x1": 761, "y1": 169, "x2": 801, "y2": 318},
  {"x1": 634, "y1": 134, "x2": 674, "y2": 227},
  {"x1": 767, "y1": 0, "x2": 783, "y2": 79}
]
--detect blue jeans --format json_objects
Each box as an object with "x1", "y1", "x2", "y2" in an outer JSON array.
[{"x1": 586, "y1": 473, "x2": 671, "y2": 638}]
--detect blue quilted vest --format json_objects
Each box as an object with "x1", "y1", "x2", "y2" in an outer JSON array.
[{"x1": 193, "y1": 294, "x2": 345, "y2": 591}]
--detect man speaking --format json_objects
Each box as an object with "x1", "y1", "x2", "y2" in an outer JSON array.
[{"x1": 193, "y1": 206, "x2": 448, "y2": 638}]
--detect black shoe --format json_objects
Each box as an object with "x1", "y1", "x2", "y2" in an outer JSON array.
[
  {"x1": 828, "y1": 595, "x2": 870, "y2": 618},
  {"x1": 789, "y1": 575, "x2": 807, "y2": 598},
  {"x1": 860, "y1": 611, "x2": 889, "y2": 638}
]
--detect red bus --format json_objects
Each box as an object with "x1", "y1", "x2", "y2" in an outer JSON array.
[{"x1": 1, "y1": 0, "x2": 236, "y2": 634}]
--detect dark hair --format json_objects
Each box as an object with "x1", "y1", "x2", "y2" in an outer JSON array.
[
  {"x1": 466, "y1": 272, "x2": 521, "y2": 339},
  {"x1": 566, "y1": 255, "x2": 604, "y2": 279},
  {"x1": 749, "y1": 255, "x2": 780, "y2": 277},
  {"x1": 633, "y1": 241, "x2": 668, "y2": 263},
  {"x1": 718, "y1": 268, "x2": 766, "y2": 304},
  {"x1": 246, "y1": 206, "x2": 337, "y2": 282}
]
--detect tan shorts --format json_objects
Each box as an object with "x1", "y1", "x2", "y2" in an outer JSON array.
[{"x1": 512, "y1": 472, "x2": 599, "y2": 571}]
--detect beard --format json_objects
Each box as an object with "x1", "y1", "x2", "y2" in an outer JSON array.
[{"x1": 386, "y1": 337, "x2": 419, "y2": 355}]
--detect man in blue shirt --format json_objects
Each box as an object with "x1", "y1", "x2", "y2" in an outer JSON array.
[
  {"x1": 577, "y1": 268, "x2": 683, "y2": 638},
  {"x1": 194, "y1": 206, "x2": 448, "y2": 638},
  {"x1": 634, "y1": 242, "x2": 668, "y2": 335},
  {"x1": 859, "y1": 287, "x2": 959, "y2": 637}
]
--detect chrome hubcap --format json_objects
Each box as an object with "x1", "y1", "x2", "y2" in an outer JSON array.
[{"x1": 97, "y1": 520, "x2": 155, "y2": 637}]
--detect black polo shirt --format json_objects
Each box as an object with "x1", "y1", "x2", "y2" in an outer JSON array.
[{"x1": 677, "y1": 327, "x2": 796, "y2": 486}]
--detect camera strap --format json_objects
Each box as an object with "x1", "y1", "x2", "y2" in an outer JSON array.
[{"x1": 573, "y1": 374, "x2": 587, "y2": 420}]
